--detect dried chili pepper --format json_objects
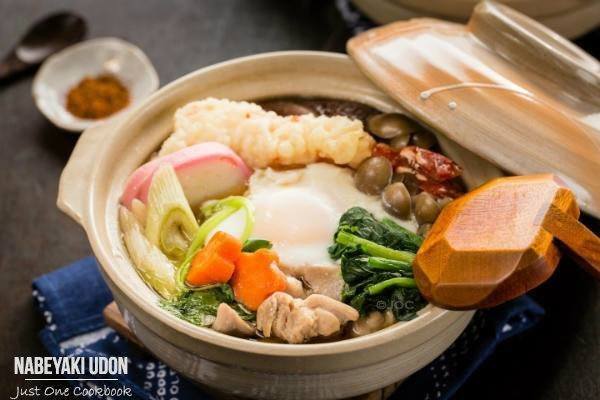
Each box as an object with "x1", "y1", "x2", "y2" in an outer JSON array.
[{"x1": 373, "y1": 143, "x2": 464, "y2": 198}]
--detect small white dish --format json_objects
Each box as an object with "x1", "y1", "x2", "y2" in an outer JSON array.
[{"x1": 32, "y1": 37, "x2": 159, "y2": 132}]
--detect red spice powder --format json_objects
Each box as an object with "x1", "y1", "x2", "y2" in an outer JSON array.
[{"x1": 66, "y1": 74, "x2": 130, "y2": 119}]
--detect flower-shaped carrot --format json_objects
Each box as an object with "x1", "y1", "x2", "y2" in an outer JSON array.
[
  {"x1": 230, "y1": 249, "x2": 287, "y2": 311},
  {"x1": 186, "y1": 232, "x2": 242, "y2": 287}
]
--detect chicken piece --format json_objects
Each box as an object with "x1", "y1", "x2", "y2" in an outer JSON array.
[
  {"x1": 313, "y1": 308, "x2": 341, "y2": 337},
  {"x1": 350, "y1": 310, "x2": 396, "y2": 338},
  {"x1": 303, "y1": 294, "x2": 359, "y2": 324},
  {"x1": 282, "y1": 305, "x2": 318, "y2": 344},
  {"x1": 256, "y1": 292, "x2": 359, "y2": 344},
  {"x1": 284, "y1": 275, "x2": 306, "y2": 299},
  {"x1": 257, "y1": 292, "x2": 293, "y2": 338},
  {"x1": 212, "y1": 303, "x2": 255, "y2": 337},
  {"x1": 279, "y1": 264, "x2": 345, "y2": 301}
]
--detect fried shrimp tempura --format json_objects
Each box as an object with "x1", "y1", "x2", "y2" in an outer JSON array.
[{"x1": 159, "y1": 98, "x2": 374, "y2": 168}]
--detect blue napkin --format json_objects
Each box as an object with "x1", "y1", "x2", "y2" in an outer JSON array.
[{"x1": 32, "y1": 257, "x2": 544, "y2": 400}]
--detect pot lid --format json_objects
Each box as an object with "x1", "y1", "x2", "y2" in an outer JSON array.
[{"x1": 347, "y1": 1, "x2": 600, "y2": 218}]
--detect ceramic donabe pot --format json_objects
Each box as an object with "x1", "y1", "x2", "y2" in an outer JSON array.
[{"x1": 58, "y1": 52, "x2": 496, "y2": 399}]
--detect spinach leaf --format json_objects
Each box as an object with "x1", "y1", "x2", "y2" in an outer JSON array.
[
  {"x1": 332, "y1": 207, "x2": 427, "y2": 321},
  {"x1": 160, "y1": 284, "x2": 254, "y2": 326},
  {"x1": 333, "y1": 231, "x2": 415, "y2": 263},
  {"x1": 340, "y1": 252, "x2": 412, "y2": 285},
  {"x1": 328, "y1": 207, "x2": 422, "y2": 259},
  {"x1": 390, "y1": 287, "x2": 428, "y2": 321},
  {"x1": 342, "y1": 272, "x2": 427, "y2": 321},
  {"x1": 242, "y1": 239, "x2": 273, "y2": 252}
]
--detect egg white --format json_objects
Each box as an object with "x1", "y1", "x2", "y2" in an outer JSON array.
[{"x1": 244, "y1": 163, "x2": 418, "y2": 269}]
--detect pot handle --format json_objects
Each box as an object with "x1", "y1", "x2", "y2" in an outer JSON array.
[{"x1": 57, "y1": 118, "x2": 122, "y2": 226}]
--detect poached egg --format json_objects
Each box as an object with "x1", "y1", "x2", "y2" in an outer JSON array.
[{"x1": 246, "y1": 163, "x2": 417, "y2": 269}]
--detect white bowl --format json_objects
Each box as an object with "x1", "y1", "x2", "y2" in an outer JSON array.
[{"x1": 32, "y1": 37, "x2": 159, "y2": 132}]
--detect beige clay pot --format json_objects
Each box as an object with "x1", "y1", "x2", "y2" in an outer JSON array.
[{"x1": 57, "y1": 51, "x2": 502, "y2": 399}]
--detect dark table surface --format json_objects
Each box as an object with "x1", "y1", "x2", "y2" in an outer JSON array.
[{"x1": 0, "y1": 0, "x2": 598, "y2": 398}]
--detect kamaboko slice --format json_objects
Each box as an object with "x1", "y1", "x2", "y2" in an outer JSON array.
[
  {"x1": 145, "y1": 164, "x2": 199, "y2": 260},
  {"x1": 120, "y1": 142, "x2": 251, "y2": 209},
  {"x1": 119, "y1": 206, "x2": 178, "y2": 299}
]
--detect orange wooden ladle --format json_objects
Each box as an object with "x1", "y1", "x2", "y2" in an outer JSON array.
[{"x1": 414, "y1": 174, "x2": 600, "y2": 310}]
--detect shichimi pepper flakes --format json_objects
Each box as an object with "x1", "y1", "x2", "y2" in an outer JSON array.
[{"x1": 66, "y1": 74, "x2": 130, "y2": 119}]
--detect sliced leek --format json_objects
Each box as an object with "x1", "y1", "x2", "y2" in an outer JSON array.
[
  {"x1": 199, "y1": 199, "x2": 220, "y2": 219},
  {"x1": 185, "y1": 196, "x2": 254, "y2": 261},
  {"x1": 119, "y1": 206, "x2": 179, "y2": 299},
  {"x1": 145, "y1": 164, "x2": 199, "y2": 260},
  {"x1": 177, "y1": 196, "x2": 254, "y2": 290},
  {"x1": 130, "y1": 198, "x2": 147, "y2": 227}
]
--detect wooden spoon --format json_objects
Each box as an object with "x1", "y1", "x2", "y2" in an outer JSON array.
[{"x1": 414, "y1": 174, "x2": 600, "y2": 310}]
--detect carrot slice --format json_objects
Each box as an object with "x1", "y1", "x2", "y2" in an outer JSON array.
[
  {"x1": 230, "y1": 249, "x2": 287, "y2": 311},
  {"x1": 186, "y1": 232, "x2": 242, "y2": 286}
]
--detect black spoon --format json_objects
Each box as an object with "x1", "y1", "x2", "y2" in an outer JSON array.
[{"x1": 0, "y1": 12, "x2": 87, "y2": 82}]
